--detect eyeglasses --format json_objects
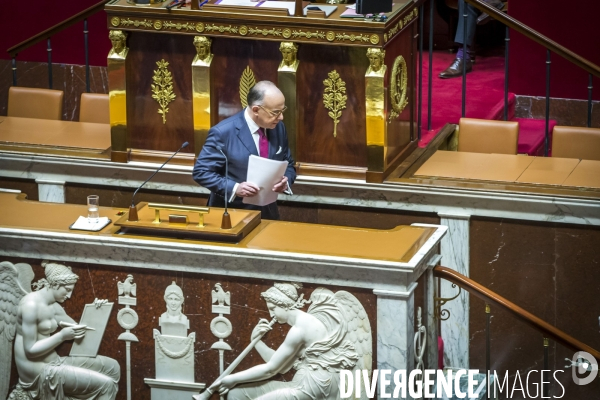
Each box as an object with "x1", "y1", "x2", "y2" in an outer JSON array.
[{"x1": 258, "y1": 105, "x2": 287, "y2": 118}]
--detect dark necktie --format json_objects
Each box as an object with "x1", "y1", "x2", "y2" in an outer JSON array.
[{"x1": 258, "y1": 128, "x2": 269, "y2": 158}]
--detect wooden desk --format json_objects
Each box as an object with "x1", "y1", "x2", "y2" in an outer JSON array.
[
  {"x1": 0, "y1": 192, "x2": 438, "y2": 263},
  {"x1": 0, "y1": 116, "x2": 111, "y2": 157},
  {"x1": 104, "y1": 0, "x2": 422, "y2": 181},
  {"x1": 413, "y1": 151, "x2": 534, "y2": 182},
  {"x1": 563, "y1": 160, "x2": 600, "y2": 189},
  {"x1": 516, "y1": 157, "x2": 580, "y2": 185}
]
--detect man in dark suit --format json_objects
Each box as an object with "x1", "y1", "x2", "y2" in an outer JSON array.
[{"x1": 192, "y1": 81, "x2": 296, "y2": 220}]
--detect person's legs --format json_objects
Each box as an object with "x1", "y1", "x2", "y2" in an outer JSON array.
[{"x1": 439, "y1": 0, "x2": 478, "y2": 78}]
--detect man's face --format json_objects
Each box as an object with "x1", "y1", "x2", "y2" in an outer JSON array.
[
  {"x1": 196, "y1": 42, "x2": 208, "y2": 59},
  {"x1": 282, "y1": 48, "x2": 295, "y2": 64},
  {"x1": 252, "y1": 90, "x2": 286, "y2": 130},
  {"x1": 111, "y1": 37, "x2": 124, "y2": 54},
  {"x1": 369, "y1": 54, "x2": 382, "y2": 71}
]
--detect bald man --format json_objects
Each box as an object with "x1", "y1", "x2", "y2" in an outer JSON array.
[{"x1": 192, "y1": 81, "x2": 296, "y2": 220}]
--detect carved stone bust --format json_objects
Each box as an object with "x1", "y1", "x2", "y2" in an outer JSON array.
[{"x1": 159, "y1": 281, "x2": 189, "y2": 336}]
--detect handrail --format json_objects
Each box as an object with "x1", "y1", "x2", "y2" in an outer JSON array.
[
  {"x1": 433, "y1": 265, "x2": 600, "y2": 360},
  {"x1": 7, "y1": 0, "x2": 110, "y2": 57},
  {"x1": 465, "y1": 0, "x2": 600, "y2": 78}
]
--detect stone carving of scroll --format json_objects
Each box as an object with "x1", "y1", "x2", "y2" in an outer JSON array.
[
  {"x1": 4, "y1": 260, "x2": 120, "y2": 400},
  {"x1": 198, "y1": 282, "x2": 373, "y2": 400},
  {"x1": 145, "y1": 281, "x2": 204, "y2": 399}
]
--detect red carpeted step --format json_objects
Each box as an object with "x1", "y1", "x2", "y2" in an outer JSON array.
[
  {"x1": 418, "y1": 51, "x2": 515, "y2": 148},
  {"x1": 512, "y1": 117, "x2": 556, "y2": 156}
]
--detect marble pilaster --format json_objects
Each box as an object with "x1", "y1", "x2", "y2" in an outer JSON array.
[
  {"x1": 35, "y1": 179, "x2": 65, "y2": 203},
  {"x1": 438, "y1": 213, "x2": 470, "y2": 370},
  {"x1": 374, "y1": 283, "x2": 417, "y2": 400}
]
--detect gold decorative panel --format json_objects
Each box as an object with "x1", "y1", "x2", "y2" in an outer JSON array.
[{"x1": 323, "y1": 70, "x2": 347, "y2": 138}]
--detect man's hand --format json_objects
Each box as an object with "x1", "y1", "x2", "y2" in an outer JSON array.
[
  {"x1": 272, "y1": 176, "x2": 288, "y2": 193},
  {"x1": 236, "y1": 182, "x2": 260, "y2": 197}
]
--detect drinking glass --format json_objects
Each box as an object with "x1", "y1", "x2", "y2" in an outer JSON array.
[{"x1": 87, "y1": 195, "x2": 100, "y2": 221}]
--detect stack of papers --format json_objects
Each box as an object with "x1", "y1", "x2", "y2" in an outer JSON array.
[
  {"x1": 243, "y1": 155, "x2": 288, "y2": 207},
  {"x1": 70, "y1": 216, "x2": 111, "y2": 232}
]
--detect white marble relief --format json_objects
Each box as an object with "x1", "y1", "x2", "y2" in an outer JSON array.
[
  {"x1": 210, "y1": 283, "x2": 233, "y2": 383},
  {"x1": 196, "y1": 282, "x2": 372, "y2": 400},
  {"x1": 3, "y1": 260, "x2": 119, "y2": 400},
  {"x1": 117, "y1": 274, "x2": 139, "y2": 400},
  {"x1": 145, "y1": 281, "x2": 204, "y2": 400},
  {"x1": 439, "y1": 214, "x2": 470, "y2": 370},
  {"x1": 35, "y1": 179, "x2": 65, "y2": 203}
]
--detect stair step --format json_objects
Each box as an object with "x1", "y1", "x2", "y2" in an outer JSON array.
[{"x1": 513, "y1": 117, "x2": 557, "y2": 156}]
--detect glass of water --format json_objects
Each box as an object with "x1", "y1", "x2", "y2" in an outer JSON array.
[{"x1": 87, "y1": 195, "x2": 100, "y2": 222}]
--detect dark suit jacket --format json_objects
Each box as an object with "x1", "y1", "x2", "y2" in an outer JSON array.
[{"x1": 192, "y1": 110, "x2": 296, "y2": 220}]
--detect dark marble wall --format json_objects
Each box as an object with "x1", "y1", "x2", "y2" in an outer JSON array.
[
  {"x1": 469, "y1": 217, "x2": 600, "y2": 399},
  {"x1": 5, "y1": 257, "x2": 377, "y2": 400},
  {"x1": 0, "y1": 178, "x2": 39, "y2": 200},
  {"x1": 515, "y1": 95, "x2": 600, "y2": 128},
  {"x1": 0, "y1": 59, "x2": 108, "y2": 121}
]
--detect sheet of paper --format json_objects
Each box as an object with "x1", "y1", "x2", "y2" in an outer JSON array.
[
  {"x1": 243, "y1": 155, "x2": 288, "y2": 207},
  {"x1": 70, "y1": 216, "x2": 111, "y2": 231},
  {"x1": 70, "y1": 302, "x2": 114, "y2": 357},
  {"x1": 256, "y1": 0, "x2": 295, "y2": 14},
  {"x1": 214, "y1": 0, "x2": 259, "y2": 6}
]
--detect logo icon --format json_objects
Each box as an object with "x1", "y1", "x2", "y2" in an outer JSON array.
[{"x1": 569, "y1": 351, "x2": 599, "y2": 386}]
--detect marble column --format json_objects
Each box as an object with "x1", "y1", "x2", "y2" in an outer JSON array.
[
  {"x1": 374, "y1": 283, "x2": 416, "y2": 399},
  {"x1": 438, "y1": 213, "x2": 470, "y2": 370},
  {"x1": 425, "y1": 263, "x2": 440, "y2": 371},
  {"x1": 35, "y1": 179, "x2": 65, "y2": 203}
]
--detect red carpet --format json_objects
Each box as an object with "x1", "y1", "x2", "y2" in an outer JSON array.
[
  {"x1": 418, "y1": 51, "x2": 515, "y2": 147},
  {"x1": 418, "y1": 51, "x2": 556, "y2": 155}
]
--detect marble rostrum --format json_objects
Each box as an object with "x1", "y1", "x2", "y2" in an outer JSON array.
[
  {"x1": 197, "y1": 282, "x2": 373, "y2": 400},
  {"x1": 2, "y1": 261, "x2": 120, "y2": 400}
]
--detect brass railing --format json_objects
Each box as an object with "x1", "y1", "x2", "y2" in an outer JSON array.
[{"x1": 434, "y1": 264, "x2": 599, "y2": 398}]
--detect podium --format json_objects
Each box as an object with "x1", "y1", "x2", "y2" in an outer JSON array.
[
  {"x1": 114, "y1": 202, "x2": 261, "y2": 242},
  {"x1": 104, "y1": 0, "x2": 421, "y2": 182}
]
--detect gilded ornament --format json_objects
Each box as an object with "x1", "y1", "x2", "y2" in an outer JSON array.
[
  {"x1": 193, "y1": 36, "x2": 213, "y2": 63},
  {"x1": 240, "y1": 25, "x2": 248, "y2": 35},
  {"x1": 108, "y1": 30, "x2": 128, "y2": 58},
  {"x1": 335, "y1": 33, "x2": 370, "y2": 43},
  {"x1": 389, "y1": 55, "x2": 408, "y2": 121},
  {"x1": 322, "y1": 70, "x2": 347, "y2": 138},
  {"x1": 283, "y1": 28, "x2": 292, "y2": 39},
  {"x1": 111, "y1": 17, "x2": 120, "y2": 27},
  {"x1": 326, "y1": 31, "x2": 335, "y2": 42},
  {"x1": 414, "y1": 7, "x2": 418, "y2": 16},
  {"x1": 151, "y1": 59, "x2": 176, "y2": 124},
  {"x1": 369, "y1": 34, "x2": 380, "y2": 45},
  {"x1": 366, "y1": 48, "x2": 385, "y2": 74},
  {"x1": 154, "y1": 20, "x2": 162, "y2": 30},
  {"x1": 196, "y1": 22, "x2": 205, "y2": 32},
  {"x1": 291, "y1": 29, "x2": 325, "y2": 40},
  {"x1": 279, "y1": 42, "x2": 299, "y2": 69},
  {"x1": 239, "y1": 66, "x2": 257, "y2": 108},
  {"x1": 384, "y1": 33, "x2": 388, "y2": 43},
  {"x1": 248, "y1": 27, "x2": 282, "y2": 37}
]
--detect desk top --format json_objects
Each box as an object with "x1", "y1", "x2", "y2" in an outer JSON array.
[
  {"x1": 0, "y1": 192, "x2": 439, "y2": 264},
  {"x1": 0, "y1": 116, "x2": 110, "y2": 157},
  {"x1": 414, "y1": 151, "x2": 535, "y2": 182},
  {"x1": 414, "y1": 150, "x2": 600, "y2": 190},
  {"x1": 563, "y1": 160, "x2": 600, "y2": 189}
]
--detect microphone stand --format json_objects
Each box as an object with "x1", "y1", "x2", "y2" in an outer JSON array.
[
  {"x1": 128, "y1": 142, "x2": 189, "y2": 221},
  {"x1": 218, "y1": 146, "x2": 232, "y2": 229}
]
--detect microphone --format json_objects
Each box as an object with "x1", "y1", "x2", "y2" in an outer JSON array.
[
  {"x1": 217, "y1": 145, "x2": 232, "y2": 229},
  {"x1": 128, "y1": 142, "x2": 189, "y2": 221}
]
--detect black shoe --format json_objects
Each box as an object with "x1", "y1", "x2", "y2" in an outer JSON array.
[
  {"x1": 477, "y1": 0, "x2": 505, "y2": 25},
  {"x1": 438, "y1": 58, "x2": 473, "y2": 79}
]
